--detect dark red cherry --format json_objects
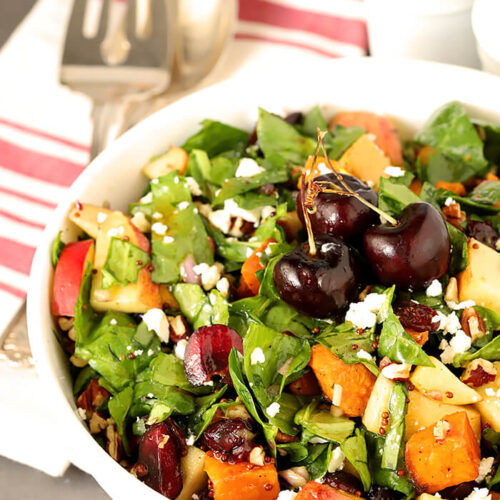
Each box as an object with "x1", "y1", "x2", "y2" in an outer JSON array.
[
  {"x1": 363, "y1": 202, "x2": 450, "y2": 289},
  {"x1": 297, "y1": 173, "x2": 379, "y2": 241},
  {"x1": 137, "y1": 419, "x2": 186, "y2": 498},
  {"x1": 201, "y1": 418, "x2": 255, "y2": 463},
  {"x1": 466, "y1": 219, "x2": 498, "y2": 249},
  {"x1": 273, "y1": 235, "x2": 361, "y2": 318},
  {"x1": 184, "y1": 324, "x2": 243, "y2": 387}
]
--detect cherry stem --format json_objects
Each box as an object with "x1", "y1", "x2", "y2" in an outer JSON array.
[{"x1": 315, "y1": 128, "x2": 398, "y2": 226}]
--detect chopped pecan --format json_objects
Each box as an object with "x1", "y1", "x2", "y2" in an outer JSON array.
[
  {"x1": 69, "y1": 355, "x2": 87, "y2": 367},
  {"x1": 106, "y1": 419, "x2": 123, "y2": 462},
  {"x1": 358, "y1": 285, "x2": 372, "y2": 302},
  {"x1": 442, "y1": 202, "x2": 466, "y2": 229},
  {"x1": 461, "y1": 307, "x2": 487, "y2": 342},
  {"x1": 77, "y1": 379, "x2": 110, "y2": 417},
  {"x1": 461, "y1": 359, "x2": 497, "y2": 387},
  {"x1": 167, "y1": 315, "x2": 191, "y2": 343},
  {"x1": 89, "y1": 412, "x2": 108, "y2": 434},
  {"x1": 378, "y1": 356, "x2": 392, "y2": 371},
  {"x1": 275, "y1": 430, "x2": 299, "y2": 444},
  {"x1": 57, "y1": 317, "x2": 74, "y2": 331}
]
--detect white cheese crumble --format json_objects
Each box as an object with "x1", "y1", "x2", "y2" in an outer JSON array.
[
  {"x1": 450, "y1": 329, "x2": 472, "y2": 353},
  {"x1": 131, "y1": 212, "x2": 151, "y2": 233},
  {"x1": 261, "y1": 205, "x2": 276, "y2": 220},
  {"x1": 140, "y1": 192, "x2": 153, "y2": 204},
  {"x1": 216, "y1": 277, "x2": 230, "y2": 297},
  {"x1": 327, "y1": 447, "x2": 345, "y2": 473},
  {"x1": 151, "y1": 222, "x2": 168, "y2": 235},
  {"x1": 476, "y1": 457, "x2": 495, "y2": 483},
  {"x1": 174, "y1": 339, "x2": 187, "y2": 360},
  {"x1": 76, "y1": 407, "x2": 87, "y2": 420},
  {"x1": 235, "y1": 158, "x2": 265, "y2": 177},
  {"x1": 152, "y1": 211, "x2": 163, "y2": 219},
  {"x1": 251, "y1": 347, "x2": 266, "y2": 365},
  {"x1": 97, "y1": 212, "x2": 108, "y2": 223},
  {"x1": 356, "y1": 349, "x2": 373, "y2": 361},
  {"x1": 142, "y1": 308, "x2": 170, "y2": 343},
  {"x1": 107, "y1": 226, "x2": 124, "y2": 237},
  {"x1": 426, "y1": 279, "x2": 443, "y2": 297},
  {"x1": 332, "y1": 384, "x2": 343, "y2": 406},
  {"x1": 381, "y1": 362, "x2": 411, "y2": 380},
  {"x1": 185, "y1": 176, "x2": 202, "y2": 196},
  {"x1": 345, "y1": 293, "x2": 386, "y2": 330},
  {"x1": 163, "y1": 235, "x2": 174, "y2": 244},
  {"x1": 209, "y1": 209, "x2": 232, "y2": 234},
  {"x1": 464, "y1": 488, "x2": 492, "y2": 500},
  {"x1": 224, "y1": 198, "x2": 262, "y2": 223},
  {"x1": 277, "y1": 491, "x2": 297, "y2": 500},
  {"x1": 308, "y1": 436, "x2": 329, "y2": 444},
  {"x1": 436, "y1": 311, "x2": 462, "y2": 334},
  {"x1": 178, "y1": 201, "x2": 189, "y2": 210},
  {"x1": 151, "y1": 179, "x2": 159, "y2": 184},
  {"x1": 110, "y1": 318, "x2": 117, "y2": 326},
  {"x1": 433, "y1": 419, "x2": 451, "y2": 440},
  {"x1": 193, "y1": 262, "x2": 224, "y2": 291},
  {"x1": 266, "y1": 402, "x2": 280, "y2": 418},
  {"x1": 444, "y1": 197, "x2": 455, "y2": 207},
  {"x1": 384, "y1": 166, "x2": 406, "y2": 177},
  {"x1": 203, "y1": 380, "x2": 214, "y2": 387},
  {"x1": 448, "y1": 299, "x2": 477, "y2": 311},
  {"x1": 186, "y1": 434, "x2": 196, "y2": 446}
]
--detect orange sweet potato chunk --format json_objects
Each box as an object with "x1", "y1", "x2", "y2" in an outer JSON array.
[
  {"x1": 329, "y1": 111, "x2": 403, "y2": 166},
  {"x1": 204, "y1": 452, "x2": 279, "y2": 500},
  {"x1": 237, "y1": 238, "x2": 275, "y2": 298},
  {"x1": 309, "y1": 344, "x2": 376, "y2": 417},
  {"x1": 435, "y1": 181, "x2": 467, "y2": 196},
  {"x1": 296, "y1": 481, "x2": 361, "y2": 500},
  {"x1": 405, "y1": 411, "x2": 480, "y2": 493}
]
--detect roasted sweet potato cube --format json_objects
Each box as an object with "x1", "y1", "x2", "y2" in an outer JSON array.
[
  {"x1": 309, "y1": 344, "x2": 376, "y2": 417},
  {"x1": 329, "y1": 111, "x2": 403, "y2": 166},
  {"x1": 204, "y1": 452, "x2": 279, "y2": 500},
  {"x1": 405, "y1": 411, "x2": 480, "y2": 493},
  {"x1": 296, "y1": 481, "x2": 361, "y2": 500}
]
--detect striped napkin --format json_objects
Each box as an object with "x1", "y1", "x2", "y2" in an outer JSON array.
[{"x1": 0, "y1": 0, "x2": 366, "y2": 475}]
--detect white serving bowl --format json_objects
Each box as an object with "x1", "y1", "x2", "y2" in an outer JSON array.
[{"x1": 27, "y1": 58, "x2": 500, "y2": 500}]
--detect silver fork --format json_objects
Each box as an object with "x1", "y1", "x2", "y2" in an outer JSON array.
[{"x1": 61, "y1": 0, "x2": 175, "y2": 159}]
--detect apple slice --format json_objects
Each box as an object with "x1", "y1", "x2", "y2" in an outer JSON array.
[
  {"x1": 69, "y1": 203, "x2": 113, "y2": 239},
  {"x1": 406, "y1": 389, "x2": 481, "y2": 442},
  {"x1": 52, "y1": 239, "x2": 95, "y2": 317},
  {"x1": 142, "y1": 146, "x2": 189, "y2": 179},
  {"x1": 362, "y1": 374, "x2": 394, "y2": 434},
  {"x1": 410, "y1": 356, "x2": 482, "y2": 405},
  {"x1": 475, "y1": 361, "x2": 500, "y2": 431},
  {"x1": 458, "y1": 238, "x2": 500, "y2": 314},
  {"x1": 90, "y1": 211, "x2": 162, "y2": 313}
]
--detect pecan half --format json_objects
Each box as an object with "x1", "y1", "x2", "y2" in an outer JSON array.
[
  {"x1": 275, "y1": 430, "x2": 299, "y2": 444},
  {"x1": 442, "y1": 202, "x2": 466, "y2": 229},
  {"x1": 461, "y1": 307, "x2": 487, "y2": 343},
  {"x1": 167, "y1": 315, "x2": 191, "y2": 343},
  {"x1": 77, "y1": 379, "x2": 110, "y2": 417},
  {"x1": 461, "y1": 359, "x2": 497, "y2": 387}
]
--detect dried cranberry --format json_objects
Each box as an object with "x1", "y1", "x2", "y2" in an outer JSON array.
[
  {"x1": 136, "y1": 419, "x2": 186, "y2": 498},
  {"x1": 184, "y1": 324, "x2": 243, "y2": 386},
  {"x1": 283, "y1": 111, "x2": 304, "y2": 125},
  {"x1": 439, "y1": 481, "x2": 476, "y2": 499},
  {"x1": 323, "y1": 471, "x2": 363, "y2": 496},
  {"x1": 393, "y1": 300, "x2": 439, "y2": 332},
  {"x1": 201, "y1": 418, "x2": 254, "y2": 463},
  {"x1": 467, "y1": 220, "x2": 498, "y2": 249}
]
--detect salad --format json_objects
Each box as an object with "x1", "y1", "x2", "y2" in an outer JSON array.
[{"x1": 51, "y1": 102, "x2": 500, "y2": 500}]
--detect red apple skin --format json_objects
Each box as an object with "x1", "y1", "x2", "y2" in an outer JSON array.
[{"x1": 52, "y1": 239, "x2": 95, "y2": 317}]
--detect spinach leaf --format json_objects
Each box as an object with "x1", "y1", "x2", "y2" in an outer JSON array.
[
  {"x1": 417, "y1": 151, "x2": 478, "y2": 185},
  {"x1": 378, "y1": 178, "x2": 420, "y2": 216},
  {"x1": 51, "y1": 231, "x2": 65, "y2": 267},
  {"x1": 447, "y1": 222, "x2": 469, "y2": 274},
  {"x1": 182, "y1": 119, "x2": 249, "y2": 158},
  {"x1": 261, "y1": 301, "x2": 321, "y2": 339},
  {"x1": 257, "y1": 108, "x2": 316, "y2": 168},
  {"x1": 298, "y1": 443, "x2": 333, "y2": 480},
  {"x1": 416, "y1": 102, "x2": 487, "y2": 181},
  {"x1": 73, "y1": 365, "x2": 98, "y2": 396},
  {"x1": 277, "y1": 442, "x2": 309, "y2": 462},
  {"x1": 476, "y1": 121, "x2": 500, "y2": 165},
  {"x1": 378, "y1": 308, "x2": 433, "y2": 366},
  {"x1": 150, "y1": 173, "x2": 213, "y2": 283},
  {"x1": 453, "y1": 335, "x2": 500, "y2": 367},
  {"x1": 470, "y1": 181, "x2": 500, "y2": 205},
  {"x1": 146, "y1": 401, "x2": 173, "y2": 425},
  {"x1": 75, "y1": 313, "x2": 161, "y2": 392},
  {"x1": 108, "y1": 386, "x2": 133, "y2": 454},
  {"x1": 213, "y1": 164, "x2": 289, "y2": 205},
  {"x1": 187, "y1": 386, "x2": 228, "y2": 437},
  {"x1": 74, "y1": 264, "x2": 99, "y2": 344},
  {"x1": 318, "y1": 323, "x2": 378, "y2": 375},
  {"x1": 381, "y1": 382, "x2": 408, "y2": 470},
  {"x1": 295, "y1": 400, "x2": 354, "y2": 443},
  {"x1": 483, "y1": 428, "x2": 500, "y2": 453},
  {"x1": 243, "y1": 323, "x2": 310, "y2": 410},
  {"x1": 233, "y1": 191, "x2": 278, "y2": 210},
  {"x1": 489, "y1": 464, "x2": 500, "y2": 489},
  {"x1": 474, "y1": 306, "x2": 500, "y2": 347},
  {"x1": 366, "y1": 431, "x2": 414, "y2": 496},
  {"x1": 267, "y1": 393, "x2": 307, "y2": 436},
  {"x1": 327, "y1": 125, "x2": 365, "y2": 160},
  {"x1": 228, "y1": 348, "x2": 277, "y2": 452},
  {"x1": 133, "y1": 381, "x2": 195, "y2": 416},
  {"x1": 341, "y1": 429, "x2": 371, "y2": 491},
  {"x1": 101, "y1": 238, "x2": 149, "y2": 289},
  {"x1": 302, "y1": 105, "x2": 327, "y2": 138}
]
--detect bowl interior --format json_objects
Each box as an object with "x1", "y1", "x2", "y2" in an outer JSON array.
[{"x1": 27, "y1": 57, "x2": 500, "y2": 500}]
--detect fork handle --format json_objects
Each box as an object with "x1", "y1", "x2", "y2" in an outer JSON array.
[{"x1": 90, "y1": 100, "x2": 129, "y2": 160}]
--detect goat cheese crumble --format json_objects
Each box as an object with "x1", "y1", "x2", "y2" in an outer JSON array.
[
  {"x1": 345, "y1": 293, "x2": 386, "y2": 329},
  {"x1": 251, "y1": 347, "x2": 266, "y2": 365},
  {"x1": 235, "y1": 158, "x2": 265, "y2": 177},
  {"x1": 426, "y1": 279, "x2": 443, "y2": 297},
  {"x1": 142, "y1": 308, "x2": 170, "y2": 343},
  {"x1": 266, "y1": 402, "x2": 280, "y2": 418},
  {"x1": 384, "y1": 166, "x2": 406, "y2": 177}
]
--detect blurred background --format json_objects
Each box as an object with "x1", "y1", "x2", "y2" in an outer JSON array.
[{"x1": 0, "y1": 0, "x2": 497, "y2": 498}]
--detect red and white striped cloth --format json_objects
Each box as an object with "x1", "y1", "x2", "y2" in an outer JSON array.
[{"x1": 0, "y1": 0, "x2": 367, "y2": 335}]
